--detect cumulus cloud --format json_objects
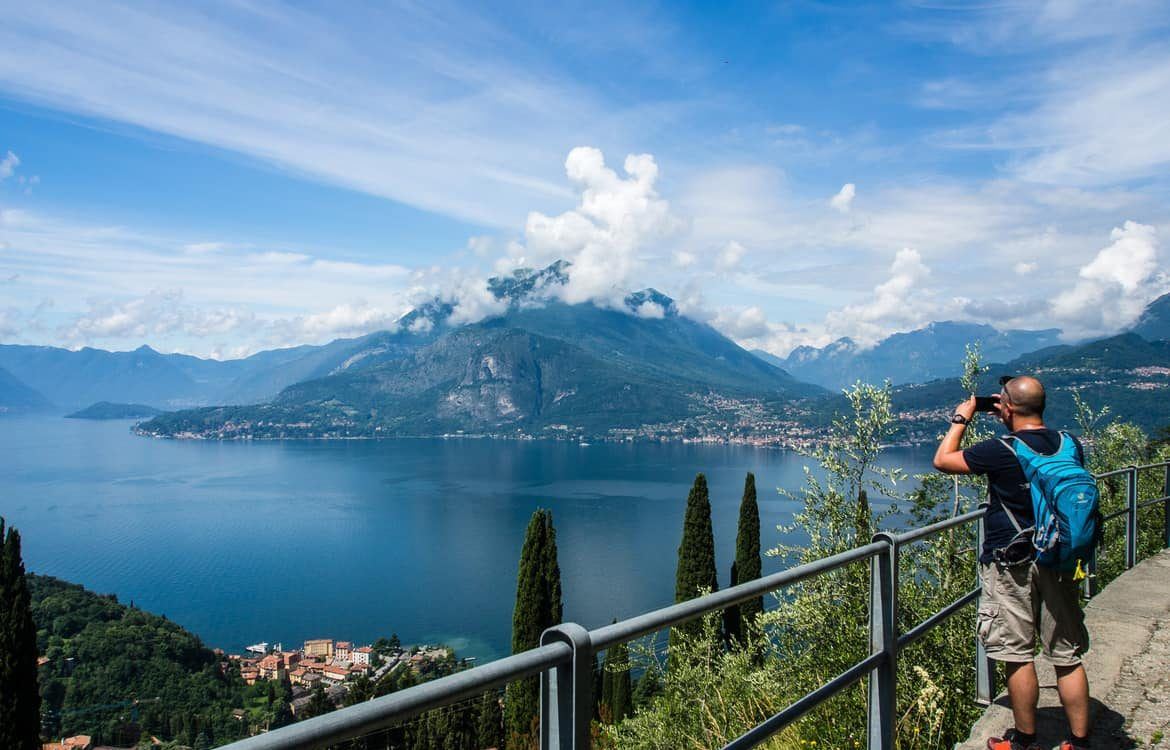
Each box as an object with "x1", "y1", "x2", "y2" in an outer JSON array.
[
  {"x1": 634, "y1": 300, "x2": 665, "y2": 319},
  {"x1": 830, "y1": 183, "x2": 856, "y2": 213},
  {"x1": 823, "y1": 248, "x2": 952, "y2": 347},
  {"x1": 715, "y1": 240, "x2": 745, "y2": 271},
  {"x1": 519, "y1": 147, "x2": 682, "y2": 306},
  {"x1": 1013, "y1": 261, "x2": 1038, "y2": 275},
  {"x1": 63, "y1": 290, "x2": 254, "y2": 343},
  {"x1": 715, "y1": 305, "x2": 770, "y2": 339},
  {"x1": 289, "y1": 302, "x2": 400, "y2": 340},
  {"x1": 672, "y1": 250, "x2": 696, "y2": 268},
  {"x1": 1052, "y1": 221, "x2": 1166, "y2": 335},
  {"x1": 446, "y1": 276, "x2": 509, "y2": 325}
]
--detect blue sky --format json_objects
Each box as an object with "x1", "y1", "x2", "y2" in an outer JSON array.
[{"x1": 1, "y1": 0, "x2": 1169, "y2": 357}]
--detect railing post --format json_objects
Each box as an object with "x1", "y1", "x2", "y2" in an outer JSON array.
[
  {"x1": 974, "y1": 507, "x2": 994, "y2": 705},
  {"x1": 1126, "y1": 466, "x2": 1138, "y2": 570},
  {"x1": 867, "y1": 533, "x2": 897, "y2": 750},
  {"x1": 1163, "y1": 464, "x2": 1170, "y2": 550},
  {"x1": 540, "y1": 623, "x2": 592, "y2": 750}
]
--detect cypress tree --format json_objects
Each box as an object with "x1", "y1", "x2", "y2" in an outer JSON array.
[
  {"x1": 671, "y1": 474, "x2": 717, "y2": 644},
  {"x1": 505, "y1": 509, "x2": 562, "y2": 749},
  {"x1": 476, "y1": 690, "x2": 503, "y2": 750},
  {"x1": 724, "y1": 472, "x2": 763, "y2": 645},
  {"x1": 602, "y1": 641, "x2": 632, "y2": 724},
  {"x1": 0, "y1": 518, "x2": 41, "y2": 750}
]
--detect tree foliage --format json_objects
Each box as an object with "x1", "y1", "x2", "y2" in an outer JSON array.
[
  {"x1": 724, "y1": 472, "x2": 763, "y2": 646},
  {"x1": 672, "y1": 473, "x2": 718, "y2": 647},
  {"x1": 505, "y1": 508, "x2": 562, "y2": 749},
  {"x1": 0, "y1": 518, "x2": 41, "y2": 750}
]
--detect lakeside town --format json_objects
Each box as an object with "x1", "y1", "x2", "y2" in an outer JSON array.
[
  {"x1": 230, "y1": 636, "x2": 460, "y2": 717},
  {"x1": 43, "y1": 636, "x2": 464, "y2": 750}
]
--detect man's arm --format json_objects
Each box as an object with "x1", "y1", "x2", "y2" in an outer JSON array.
[{"x1": 933, "y1": 396, "x2": 976, "y2": 475}]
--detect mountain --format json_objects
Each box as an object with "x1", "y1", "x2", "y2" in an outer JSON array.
[
  {"x1": 889, "y1": 332, "x2": 1170, "y2": 443},
  {"x1": 0, "y1": 318, "x2": 445, "y2": 410},
  {"x1": 1131, "y1": 292, "x2": 1170, "y2": 342},
  {"x1": 0, "y1": 365, "x2": 52, "y2": 413},
  {"x1": 769, "y1": 321, "x2": 1064, "y2": 390},
  {"x1": 65, "y1": 401, "x2": 165, "y2": 419},
  {"x1": 138, "y1": 266, "x2": 822, "y2": 440}
]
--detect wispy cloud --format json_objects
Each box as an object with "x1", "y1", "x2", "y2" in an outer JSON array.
[{"x1": 0, "y1": 2, "x2": 629, "y2": 227}]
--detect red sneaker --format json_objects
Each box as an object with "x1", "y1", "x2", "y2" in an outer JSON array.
[{"x1": 986, "y1": 732, "x2": 1041, "y2": 750}]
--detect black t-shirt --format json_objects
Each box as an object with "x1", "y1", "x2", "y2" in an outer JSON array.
[{"x1": 963, "y1": 428, "x2": 1086, "y2": 563}]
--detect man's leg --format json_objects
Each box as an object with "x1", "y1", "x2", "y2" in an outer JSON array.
[
  {"x1": 1004, "y1": 661, "x2": 1038, "y2": 735},
  {"x1": 1054, "y1": 663, "x2": 1090, "y2": 738}
]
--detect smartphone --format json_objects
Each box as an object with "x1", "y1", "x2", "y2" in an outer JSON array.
[{"x1": 974, "y1": 395, "x2": 1000, "y2": 412}]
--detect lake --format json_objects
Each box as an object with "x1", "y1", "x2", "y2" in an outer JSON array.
[{"x1": 0, "y1": 416, "x2": 934, "y2": 661}]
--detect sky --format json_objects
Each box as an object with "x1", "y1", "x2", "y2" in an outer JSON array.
[{"x1": 1, "y1": 0, "x2": 1169, "y2": 359}]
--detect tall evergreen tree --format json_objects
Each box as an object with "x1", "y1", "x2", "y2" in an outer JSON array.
[
  {"x1": 0, "y1": 518, "x2": 41, "y2": 750},
  {"x1": 723, "y1": 472, "x2": 763, "y2": 645},
  {"x1": 476, "y1": 690, "x2": 503, "y2": 750},
  {"x1": 601, "y1": 641, "x2": 632, "y2": 724},
  {"x1": 671, "y1": 474, "x2": 717, "y2": 644},
  {"x1": 505, "y1": 509, "x2": 562, "y2": 749}
]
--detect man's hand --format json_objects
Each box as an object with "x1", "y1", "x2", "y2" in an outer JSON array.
[
  {"x1": 954, "y1": 395, "x2": 976, "y2": 423},
  {"x1": 933, "y1": 395, "x2": 975, "y2": 474}
]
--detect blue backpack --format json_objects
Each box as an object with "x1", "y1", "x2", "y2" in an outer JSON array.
[{"x1": 998, "y1": 431, "x2": 1100, "y2": 571}]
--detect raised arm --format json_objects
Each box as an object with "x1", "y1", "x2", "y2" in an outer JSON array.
[{"x1": 933, "y1": 396, "x2": 975, "y2": 474}]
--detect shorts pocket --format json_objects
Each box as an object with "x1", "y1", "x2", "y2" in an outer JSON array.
[{"x1": 977, "y1": 602, "x2": 1000, "y2": 645}]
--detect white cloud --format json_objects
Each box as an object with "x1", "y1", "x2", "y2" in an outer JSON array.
[
  {"x1": 1052, "y1": 221, "x2": 1166, "y2": 335},
  {"x1": 824, "y1": 248, "x2": 951, "y2": 347},
  {"x1": 0, "y1": 3, "x2": 630, "y2": 227},
  {"x1": 63, "y1": 290, "x2": 254, "y2": 343},
  {"x1": 446, "y1": 276, "x2": 509, "y2": 325},
  {"x1": 290, "y1": 302, "x2": 399, "y2": 340},
  {"x1": 829, "y1": 183, "x2": 856, "y2": 213},
  {"x1": 0, "y1": 150, "x2": 18, "y2": 180},
  {"x1": 672, "y1": 250, "x2": 696, "y2": 268},
  {"x1": 1014, "y1": 261, "x2": 1038, "y2": 275},
  {"x1": 519, "y1": 147, "x2": 682, "y2": 306},
  {"x1": 634, "y1": 300, "x2": 665, "y2": 319},
  {"x1": 715, "y1": 240, "x2": 745, "y2": 271}
]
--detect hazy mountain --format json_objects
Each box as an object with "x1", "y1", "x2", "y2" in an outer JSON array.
[
  {"x1": 0, "y1": 315, "x2": 445, "y2": 410},
  {"x1": 0, "y1": 365, "x2": 52, "y2": 413},
  {"x1": 138, "y1": 266, "x2": 820, "y2": 439},
  {"x1": 768, "y1": 321, "x2": 1064, "y2": 390},
  {"x1": 889, "y1": 332, "x2": 1170, "y2": 442},
  {"x1": 1131, "y1": 292, "x2": 1170, "y2": 342}
]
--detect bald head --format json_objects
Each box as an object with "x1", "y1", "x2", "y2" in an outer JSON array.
[{"x1": 1003, "y1": 376, "x2": 1045, "y2": 417}]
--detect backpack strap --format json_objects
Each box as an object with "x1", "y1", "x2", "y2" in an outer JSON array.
[{"x1": 997, "y1": 436, "x2": 1028, "y2": 534}]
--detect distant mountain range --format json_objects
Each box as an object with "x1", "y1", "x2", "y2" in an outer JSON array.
[
  {"x1": 0, "y1": 365, "x2": 51, "y2": 413},
  {"x1": 761, "y1": 321, "x2": 1065, "y2": 391},
  {"x1": 890, "y1": 332, "x2": 1170, "y2": 442},
  {"x1": 0, "y1": 316, "x2": 447, "y2": 411},
  {"x1": 138, "y1": 264, "x2": 821, "y2": 440},
  {"x1": 4, "y1": 264, "x2": 1169, "y2": 443}
]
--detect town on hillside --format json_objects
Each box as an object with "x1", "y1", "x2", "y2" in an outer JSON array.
[{"x1": 229, "y1": 636, "x2": 457, "y2": 716}]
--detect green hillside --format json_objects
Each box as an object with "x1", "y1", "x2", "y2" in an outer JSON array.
[
  {"x1": 65, "y1": 401, "x2": 164, "y2": 420},
  {"x1": 30, "y1": 574, "x2": 249, "y2": 747}
]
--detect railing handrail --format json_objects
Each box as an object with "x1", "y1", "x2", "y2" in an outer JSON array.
[{"x1": 218, "y1": 459, "x2": 1170, "y2": 750}]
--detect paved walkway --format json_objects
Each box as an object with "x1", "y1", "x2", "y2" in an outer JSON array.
[{"x1": 958, "y1": 549, "x2": 1170, "y2": 750}]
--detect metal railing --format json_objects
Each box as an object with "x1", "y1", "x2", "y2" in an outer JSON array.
[{"x1": 220, "y1": 460, "x2": 1170, "y2": 750}]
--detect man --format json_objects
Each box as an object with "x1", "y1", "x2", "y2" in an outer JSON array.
[{"x1": 933, "y1": 375, "x2": 1091, "y2": 750}]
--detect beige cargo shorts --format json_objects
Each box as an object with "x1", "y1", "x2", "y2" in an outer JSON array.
[{"x1": 977, "y1": 561, "x2": 1089, "y2": 666}]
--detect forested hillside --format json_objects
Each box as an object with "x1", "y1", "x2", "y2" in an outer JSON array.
[{"x1": 30, "y1": 574, "x2": 249, "y2": 747}]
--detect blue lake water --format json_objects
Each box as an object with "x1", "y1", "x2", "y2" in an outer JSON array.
[{"x1": 0, "y1": 416, "x2": 934, "y2": 662}]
